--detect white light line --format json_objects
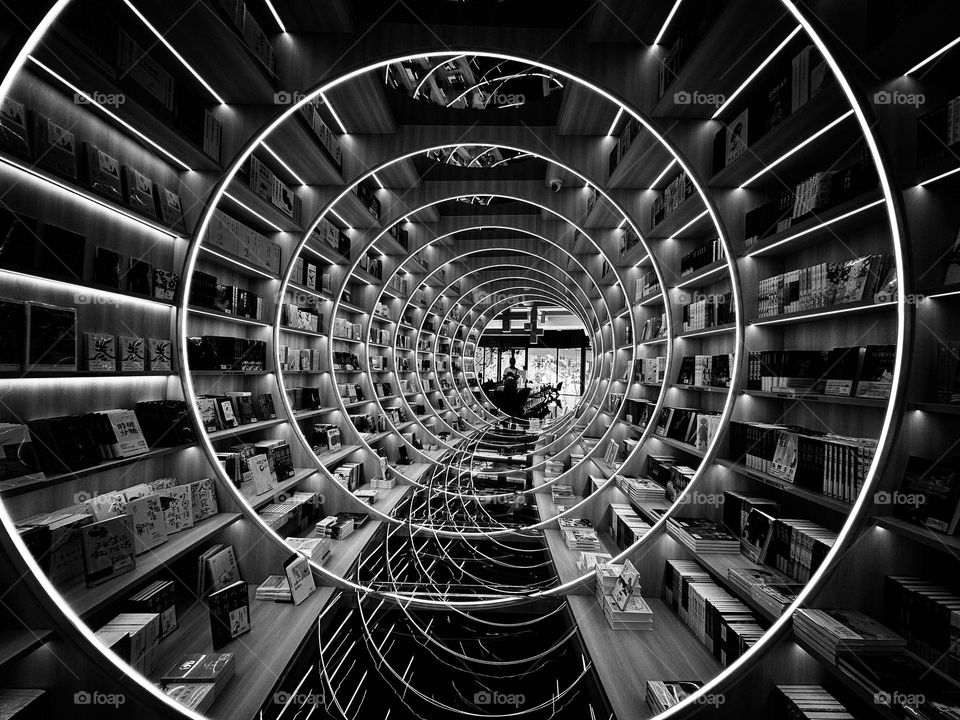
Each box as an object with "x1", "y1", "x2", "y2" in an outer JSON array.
[
  {"x1": 606, "y1": 107, "x2": 624, "y2": 137},
  {"x1": 750, "y1": 300, "x2": 893, "y2": 326},
  {"x1": 264, "y1": 0, "x2": 286, "y2": 32},
  {"x1": 738, "y1": 110, "x2": 854, "y2": 188},
  {"x1": 918, "y1": 165, "x2": 960, "y2": 188},
  {"x1": 224, "y1": 191, "x2": 285, "y2": 231},
  {"x1": 905, "y1": 34, "x2": 960, "y2": 75},
  {"x1": 200, "y1": 245, "x2": 277, "y2": 279},
  {"x1": 666, "y1": 209, "x2": 709, "y2": 239},
  {"x1": 746, "y1": 199, "x2": 885, "y2": 256},
  {"x1": 261, "y1": 142, "x2": 307, "y2": 185},
  {"x1": 0, "y1": 153, "x2": 181, "y2": 238},
  {"x1": 648, "y1": 158, "x2": 677, "y2": 189},
  {"x1": 712, "y1": 26, "x2": 803, "y2": 119},
  {"x1": 371, "y1": 172, "x2": 386, "y2": 190},
  {"x1": 330, "y1": 208, "x2": 352, "y2": 229},
  {"x1": 654, "y1": 0, "x2": 684, "y2": 45},
  {"x1": 121, "y1": 0, "x2": 226, "y2": 104},
  {"x1": 28, "y1": 56, "x2": 192, "y2": 171},
  {"x1": 321, "y1": 91, "x2": 349, "y2": 134}
]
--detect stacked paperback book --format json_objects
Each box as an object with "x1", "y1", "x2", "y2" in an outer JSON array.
[
  {"x1": 558, "y1": 517, "x2": 601, "y2": 551},
  {"x1": 615, "y1": 475, "x2": 667, "y2": 505},
  {"x1": 161, "y1": 652, "x2": 235, "y2": 713},
  {"x1": 793, "y1": 608, "x2": 906, "y2": 663},
  {"x1": 285, "y1": 537, "x2": 331, "y2": 565},
  {"x1": 255, "y1": 575, "x2": 292, "y2": 603},
  {"x1": 667, "y1": 517, "x2": 740, "y2": 553},
  {"x1": 315, "y1": 515, "x2": 355, "y2": 539},
  {"x1": 595, "y1": 560, "x2": 654, "y2": 631},
  {"x1": 776, "y1": 685, "x2": 854, "y2": 719}
]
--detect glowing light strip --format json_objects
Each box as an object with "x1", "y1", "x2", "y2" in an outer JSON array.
[
  {"x1": 666, "y1": 209, "x2": 709, "y2": 239},
  {"x1": 200, "y1": 245, "x2": 277, "y2": 279},
  {"x1": 905, "y1": 34, "x2": 960, "y2": 75},
  {"x1": 738, "y1": 110, "x2": 855, "y2": 188},
  {"x1": 329, "y1": 208, "x2": 352, "y2": 229},
  {"x1": 320, "y1": 92, "x2": 348, "y2": 134},
  {"x1": 648, "y1": 158, "x2": 677, "y2": 189},
  {"x1": 28, "y1": 57, "x2": 192, "y2": 172},
  {"x1": 654, "y1": 0, "x2": 684, "y2": 45},
  {"x1": 712, "y1": 26, "x2": 803, "y2": 119},
  {"x1": 746, "y1": 199, "x2": 885, "y2": 256},
  {"x1": 673, "y1": 261, "x2": 726, "y2": 288},
  {"x1": 264, "y1": 0, "x2": 286, "y2": 32},
  {"x1": 371, "y1": 172, "x2": 386, "y2": 190},
  {"x1": 261, "y1": 142, "x2": 306, "y2": 185},
  {"x1": 678, "y1": 324, "x2": 734, "y2": 339},
  {"x1": 750, "y1": 301, "x2": 893, "y2": 326},
  {"x1": 0, "y1": 154, "x2": 181, "y2": 238},
  {"x1": 121, "y1": 0, "x2": 226, "y2": 104},
  {"x1": 606, "y1": 107, "x2": 624, "y2": 137},
  {"x1": 223, "y1": 191, "x2": 284, "y2": 231},
  {"x1": 189, "y1": 307, "x2": 271, "y2": 327},
  {"x1": 616, "y1": 217, "x2": 627, "y2": 229},
  {"x1": 918, "y1": 165, "x2": 960, "y2": 187},
  {"x1": 922, "y1": 287, "x2": 960, "y2": 299}
]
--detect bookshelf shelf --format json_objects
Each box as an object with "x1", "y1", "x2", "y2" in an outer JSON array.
[
  {"x1": 244, "y1": 468, "x2": 319, "y2": 511},
  {"x1": 907, "y1": 401, "x2": 960, "y2": 415},
  {"x1": 0, "y1": 629, "x2": 53, "y2": 669},
  {"x1": 872, "y1": 516, "x2": 960, "y2": 554},
  {"x1": 651, "y1": 435, "x2": 706, "y2": 458},
  {"x1": 743, "y1": 390, "x2": 888, "y2": 407},
  {"x1": 188, "y1": 306, "x2": 270, "y2": 328},
  {"x1": 0, "y1": 444, "x2": 193, "y2": 497},
  {"x1": 748, "y1": 298, "x2": 894, "y2": 327},
  {"x1": 206, "y1": 418, "x2": 287, "y2": 441},
  {"x1": 714, "y1": 459, "x2": 852, "y2": 514},
  {"x1": 64, "y1": 513, "x2": 242, "y2": 618},
  {"x1": 199, "y1": 245, "x2": 279, "y2": 280},
  {"x1": 147, "y1": 584, "x2": 336, "y2": 720},
  {"x1": 224, "y1": 181, "x2": 303, "y2": 235}
]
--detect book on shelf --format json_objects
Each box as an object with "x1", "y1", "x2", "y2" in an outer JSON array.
[
  {"x1": 25, "y1": 301, "x2": 76, "y2": 371},
  {"x1": 161, "y1": 652, "x2": 236, "y2": 695},
  {"x1": 285, "y1": 537, "x2": 330, "y2": 565},
  {"x1": 837, "y1": 652, "x2": 960, "y2": 717},
  {"x1": 316, "y1": 515, "x2": 354, "y2": 540},
  {"x1": 80, "y1": 515, "x2": 136, "y2": 587},
  {"x1": 284, "y1": 553, "x2": 317, "y2": 606},
  {"x1": 794, "y1": 608, "x2": 906, "y2": 662},
  {"x1": 775, "y1": 685, "x2": 853, "y2": 719},
  {"x1": 98, "y1": 612, "x2": 160, "y2": 673},
  {"x1": 129, "y1": 580, "x2": 177, "y2": 640},
  {"x1": 893, "y1": 455, "x2": 960, "y2": 535},
  {"x1": 667, "y1": 517, "x2": 741, "y2": 553},
  {"x1": 204, "y1": 544, "x2": 241, "y2": 595},
  {"x1": 611, "y1": 559, "x2": 640, "y2": 611},
  {"x1": 207, "y1": 580, "x2": 250, "y2": 649},
  {"x1": 646, "y1": 681, "x2": 704, "y2": 713},
  {"x1": 885, "y1": 575, "x2": 960, "y2": 677},
  {"x1": 93, "y1": 247, "x2": 122, "y2": 289},
  {"x1": 256, "y1": 575, "x2": 292, "y2": 603},
  {"x1": 30, "y1": 111, "x2": 77, "y2": 179}
]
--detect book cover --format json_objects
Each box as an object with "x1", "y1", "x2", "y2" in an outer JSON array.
[
  {"x1": 124, "y1": 494, "x2": 167, "y2": 554},
  {"x1": 119, "y1": 336, "x2": 145, "y2": 372},
  {"x1": 157, "y1": 485, "x2": 194, "y2": 534},
  {"x1": 207, "y1": 581, "x2": 250, "y2": 649},
  {"x1": 257, "y1": 393, "x2": 277, "y2": 419},
  {"x1": 726, "y1": 109, "x2": 749, "y2": 166},
  {"x1": 855, "y1": 345, "x2": 895, "y2": 399},
  {"x1": 127, "y1": 258, "x2": 152, "y2": 295},
  {"x1": 612, "y1": 559, "x2": 640, "y2": 612},
  {"x1": 284, "y1": 553, "x2": 317, "y2": 606},
  {"x1": 93, "y1": 247, "x2": 123, "y2": 288},
  {"x1": 206, "y1": 545, "x2": 241, "y2": 593},
  {"x1": 26, "y1": 302, "x2": 76, "y2": 371},
  {"x1": 104, "y1": 409, "x2": 149, "y2": 457},
  {"x1": 740, "y1": 508, "x2": 777, "y2": 564},
  {"x1": 153, "y1": 269, "x2": 178, "y2": 300},
  {"x1": 37, "y1": 223, "x2": 84, "y2": 282},
  {"x1": 196, "y1": 398, "x2": 221, "y2": 432},
  {"x1": 80, "y1": 515, "x2": 136, "y2": 587},
  {"x1": 148, "y1": 338, "x2": 172, "y2": 372},
  {"x1": 85, "y1": 333, "x2": 116, "y2": 371},
  {"x1": 189, "y1": 478, "x2": 218, "y2": 521},
  {"x1": 32, "y1": 112, "x2": 77, "y2": 179},
  {"x1": 161, "y1": 652, "x2": 235, "y2": 683},
  {"x1": 122, "y1": 166, "x2": 157, "y2": 218},
  {"x1": 84, "y1": 143, "x2": 123, "y2": 201}
]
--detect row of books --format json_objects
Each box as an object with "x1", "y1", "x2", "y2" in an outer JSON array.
[
  {"x1": 893, "y1": 455, "x2": 960, "y2": 536},
  {"x1": 668, "y1": 517, "x2": 740, "y2": 553},
  {"x1": 316, "y1": 513, "x2": 367, "y2": 540},
  {"x1": 277, "y1": 345, "x2": 323, "y2": 373},
  {"x1": 196, "y1": 392, "x2": 277, "y2": 433},
  {"x1": 727, "y1": 566, "x2": 802, "y2": 618},
  {"x1": 775, "y1": 685, "x2": 853, "y2": 720},
  {"x1": 647, "y1": 454, "x2": 697, "y2": 503},
  {"x1": 332, "y1": 317, "x2": 363, "y2": 341},
  {"x1": 0, "y1": 102, "x2": 186, "y2": 232},
  {"x1": 885, "y1": 575, "x2": 960, "y2": 677},
  {"x1": 357, "y1": 253, "x2": 383, "y2": 280},
  {"x1": 353, "y1": 178, "x2": 381, "y2": 221},
  {"x1": 635, "y1": 356, "x2": 667, "y2": 384},
  {"x1": 744, "y1": 153, "x2": 876, "y2": 246},
  {"x1": 635, "y1": 270, "x2": 662, "y2": 303},
  {"x1": 639, "y1": 314, "x2": 667, "y2": 342},
  {"x1": 291, "y1": 256, "x2": 331, "y2": 294},
  {"x1": 216, "y1": 0, "x2": 277, "y2": 73},
  {"x1": 663, "y1": 559, "x2": 764, "y2": 667},
  {"x1": 680, "y1": 239, "x2": 726, "y2": 277},
  {"x1": 17, "y1": 476, "x2": 218, "y2": 588},
  {"x1": 191, "y1": 269, "x2": 262, "y2": 320},
  {"x1": 619, "y1": 225, "x2": 641, "y2": 258},
  {"x1": 296, "y1": 97, "x2": 343, "y2": 168},
  {"x1": 654, "y1": 407, "x2": 722, "y2": 451},
  {"x1": 557, "y1": 517, "x2": 602, "y2": 551},
  {"x1": 311, "y1": 217, "x2": 350, "y2": 260},
  {"x1": 675, "y1": 354, "x2": 733, "y2": 388},
  {"x1": 607, "y1": 501, "x2": 652, "y2": 550},
  {"x1": 284, "y1": 386, "x2": 320, "y2": 412},
  {"x1": 239, "y1": 155, "x2": 303, "y2": 226},
  {"x1": 650, "y1": 171, "x2": 694, "y2": 231},
  {"x1": 371, "y1": 328, "x2": 391, "y2": 344},
  {"x1": 681, "y1": 290, "x2": 734, "y2": 332},
  {"x1": 935, "y1": 340, "x2": 960, "y2": 404},
  {"x1": 259, "y1": 492, "x2": 324, "y2": 537},
  {"x1": 917, "y1": 94, "x2": 960, "y2": 160},
  {"x1": 217, "y1": 439, "x2": 294, "y2": 494},
  {"x1": 84, "y1": 333, "x2": 171, "y2": 373},
  {"x1": 280, "y1": 303, "x2": 321, "y2": 333},
  {"x1": 728, "y1": 421, "x2": 878, "y2": 502},
  {"x1": 757, "y1": 254, "x2": 891, "y2": 318},
  {"x1": 186, "y1": 335, "x2": 267, "y2": 372},
  {"x1": 161, "y1": 652, "x2": 235, "y2": 712},
  {"x1": 204, "y1": 209, "x2": 282, "y2": 276},
  {"x1": 747, "y1": 346, "x2": 895, "y2": 399}
]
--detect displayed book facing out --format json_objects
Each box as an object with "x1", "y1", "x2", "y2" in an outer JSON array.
[
  {"x1": 81, "y1": 515, "x2": 136, "y2": 587},
  {"x1": 207, "y1": 580, "x2": 250, "y2": 649}
]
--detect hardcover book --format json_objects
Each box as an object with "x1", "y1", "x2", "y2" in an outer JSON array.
[
  {"x1": 31, "y1": 112, "x2": 77, "y2": 179},
  {"x1": 855, "y1": 345, "x2": 895, "y2": 399},
  {"x1": 740, "y1": 508, "x2": 777, "y2": 564},
  {"x1": 93, "y1": 247, "x2": 123, "y2": 288},
  {"x1": 127, "y1": 258, "x2": 152, "y2": 295},
  {"x1": 83, "y1": 143, "x2": 123, "y2": 201},
  {"x1": 122, "y1": 166, "x2": 157, "y2": 218},
  {"x1": 284, "y1": 553, "x2": 317, "y2": 606},
  {"x1": 80, "y1": 515, "x2": 136, "y2": 587},
  {"x1": 26, "y1": 302, "x2": 76, "y2": 371},
  {"x1": 207, "y1": 580, "x2": 250, "y2": 649},
  {"x1": 84, "y1": 333, "x2": 115, "y2": 371},
  {"x1": 124, "y1": 494, "x2": 168, "y2": 554},
  {"x1": 205, "y1": 545, "x2": 241, "y2": 593},
  {"x1": 0, "y1": 97, "x2": 29, "y2": 157},
  {"x1": 155, "y1": 186, "x2": 186, "y2": 234},
  {"x1": 37, "y1": 224, "x2": 84, "y2": 282},
  {"x1": 148, "y1": 338, "x2": 172, "y2": 372},
  {"x1": 153, "y1": 269, "x2": 178, "y2": 301}
]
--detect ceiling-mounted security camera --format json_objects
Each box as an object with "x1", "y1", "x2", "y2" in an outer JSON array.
[{"x1": 548, "y1": 176, "x2": 563, "y2": 193}]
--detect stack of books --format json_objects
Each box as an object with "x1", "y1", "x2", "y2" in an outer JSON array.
[
  {"x1": 727, "y1": 567, "x2": 803, "y2": 617},
  {"x1": 370, "y1": 476, "x2": 396, "y2": 490},
  {"x1": 608, "y1": 503, "x2": 652, "y2": 550},
  {"x1": 667, "y1": 517, "x2": 740, "y2": 553},
  {"x1": 794, "y1": 609, "x2": 905, "y2": 663},
  {"x1": 255, "y1": 575, "x2": 292, "y2": 602},
  {"x1": 601, "y1": 591, "x2": 654, "y2": 630},
  {"x1": 836, "y1": 651, "x2": 960, "y2": 715},
  {"x1": 161, "y1": 652, "x2": 236, "y2": 712},
  {"x1": 284, "y1": 537, "x2": 330, "y2": 564},
  {"x1": 576, "y1": 551, "x2": 612, "y2": 574},
  {"x1": 563, "y1": 528, "x2": 602, "y2": 552},
  {"x1": 595, "y1": 562, "x2": 623, "y2": 598},
  {"x1": 616, "y1": 475, "x2": 667, "y2": 505},
  {"x1": 551, "y1": 484, "x2": 577, "y2": 507},
  {"x1": 646, "y1": 681, "x2": 704, "y2": 713},
  {"x1": 776, "y1": 685, "x2": 854, "y2": 719},
  {"x1": 353, "y1": 488, "x2": 379, "y2": 505},
  {"x1": 316, "y1": 515, "x2": 355, "y2": 540}
]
